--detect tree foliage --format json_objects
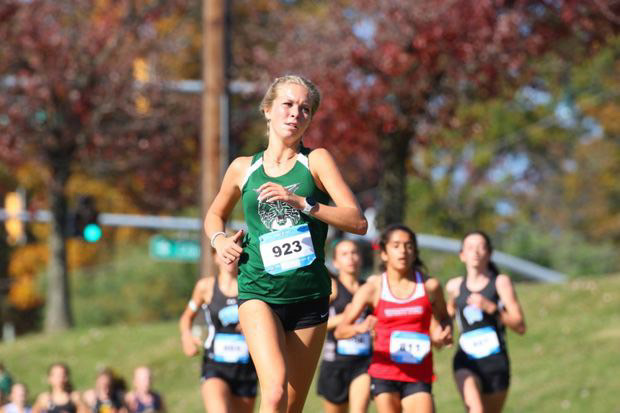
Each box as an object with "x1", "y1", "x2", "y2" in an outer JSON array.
[
  {"x1": 0, "y1": 0, "x2": 198, "y2": 331},
  {"x1": 404, "y1": 35, "x2": 620, "y2": 275},
  {"x1": 249, "y1": 0, "x2": 620, "y2": 227}
]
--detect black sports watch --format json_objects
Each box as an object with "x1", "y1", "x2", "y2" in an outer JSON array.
[{"x1": 302, "y1": 196, "x2": 317, "y2": 214}]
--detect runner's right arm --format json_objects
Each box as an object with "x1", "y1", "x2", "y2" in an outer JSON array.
[
  {"x1": 444, "y1": 277, "x2": 462, "y2": 318},
  {"x1": 334, "y1": 276, "x2": 379, "y2": 340},
  {"x1": 179, "y1": 278, "x2": 214, "y2": 356},
  {"x1": 204, "y1": 157, "x2": 251, "y2": 264}
]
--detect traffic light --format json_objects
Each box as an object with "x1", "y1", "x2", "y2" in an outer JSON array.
[
  {"x1": 70, "y1": 195, "x2": 102, "y2": 242},
  {"x1": 133, "y1": 58, "x2": 150, "y2": 114},
  {"x1": 133, "y1": 58, "x2": 150, "y2": 82},
  {"x1": 4, "y1": 191, "x2": 25, "y2": 245}
]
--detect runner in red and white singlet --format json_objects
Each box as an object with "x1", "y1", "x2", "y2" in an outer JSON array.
[
  {"x1": 335, "y1": 225, "x2": 453, "y2": 413},
  {"x1": 368, "y1": 270, "x2": 434, "y2": 384}
]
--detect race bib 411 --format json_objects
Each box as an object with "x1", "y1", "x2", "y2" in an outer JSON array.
[{"x1": 389, "y1": 331, "x2": 431, "y2": 364}]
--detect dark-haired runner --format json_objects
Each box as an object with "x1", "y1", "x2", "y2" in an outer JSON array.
[
  {"x1": 336, "y1": 225, "x2": 452, "y2": 413},
  {"x1": 446, "y1": 231, "x2": 526, "y2": 413},
  {"x1": 179, "y1": 255, "x2": 256, "y2": 413},
  {"x1": 32, "y1": 363, "x2": 86, "y2": 413}
]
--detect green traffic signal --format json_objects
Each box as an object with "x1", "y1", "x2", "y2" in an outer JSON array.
[{"x1": 83, "y1": 223, "x2": 102, "y2": 243}]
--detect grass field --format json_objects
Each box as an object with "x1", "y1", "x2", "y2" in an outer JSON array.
[{"x1": 2, "y1": 274, "x2": 619, "y2": 412}]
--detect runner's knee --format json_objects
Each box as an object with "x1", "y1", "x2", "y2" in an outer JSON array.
[
  {"x1": 465, "y1": 400, "x2": 484, "y2": 413},
  {"x1": 260, "y1": 381, "x2": 287, "y2": 410}
]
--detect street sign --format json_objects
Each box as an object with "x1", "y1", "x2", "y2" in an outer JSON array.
[{"x1": 149, "y1": 235, "x2": 201, "y2": 261}]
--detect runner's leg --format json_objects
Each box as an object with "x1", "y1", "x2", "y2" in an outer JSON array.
[
  {"x1": 201, "y1": 378, "x2": 231, "y2": 413},
  {"x1": 284, "y1": 323, "x2": 328, "y2": 413},
  {"x1": 401, "y1": 392, "x2": 433, "y2": 413},
  {"x1": 374, "y1": 392, "x2": 401, "y2": 413},
  {"x1": 454, "y1": 369, "x2": 484, "y2": 413},
  {"x1": 481, "y1": 390, "x2": 508, "y2": 413},
  {"x1": 348, "y1": 373, "x2": 371, "y2": 413},
  {"x1": 239, "y1": 300, "x2": 288, "y2": 413}
]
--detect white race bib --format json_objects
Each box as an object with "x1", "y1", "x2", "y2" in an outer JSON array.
[
  {"x1": 337, "y1": 333, "x2": 372, "y2": 356},
  {"x1": 259, "y1": 224, "x2": 316, "y2": 275},
  {"x1": 213, "y1": 333, "x2": 250, "y2": 364},
  {"x1": 459, "y1": 326, "x2": 501, "y2": 359},
  {"x1": 389, "y1": 331, "x2": 431, "y2": 364}
]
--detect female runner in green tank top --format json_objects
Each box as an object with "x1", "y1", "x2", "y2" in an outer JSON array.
[{"x1": 205, "y1": 75, "x2": 368, "y2": 413}]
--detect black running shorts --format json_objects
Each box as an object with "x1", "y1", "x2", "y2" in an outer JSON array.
[
  {"x1": 201, "y1": 356, "x2": 258, "y2": 398},
  {"x1": 453, "y1": 349, "x2": 510, "y2": 394},
  {"x1": 317, "y1": 357, "x2": 371, "y2": 404},
  {"x1": 239, "y1": 296, "x2": 329, "y2": 331},
  {"x1": 370, "y1": 377, "x2": 432, "y2": 398}
]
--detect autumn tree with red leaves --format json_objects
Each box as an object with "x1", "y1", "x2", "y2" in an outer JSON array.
[
  {"x1": 0, "y1": 0, "x2": 197, "y2": 331},
  {"x1": 253, "y1": 0, "x2": 620, "y2": 228}
]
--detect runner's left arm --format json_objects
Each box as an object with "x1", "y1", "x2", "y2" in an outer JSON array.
[
  {"x1": 310, "y1": 149, "x2": 367, "y2": 234},
  {"x1": 259, "y1": 148, "x2": 367, "y2": 234},
  {"x1": 444, "y1": 277, "x2": 462, "y2": 318},
  {"x1": 179, "y1": 279, "x2": 211, "y2": 356},
  {"x1": 496, "y1": 274, "x2": 526, "y2": 334}
]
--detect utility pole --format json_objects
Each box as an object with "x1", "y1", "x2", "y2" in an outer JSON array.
[{"x1": 201, "y1": 0, "x2": 228, "y2": 277}]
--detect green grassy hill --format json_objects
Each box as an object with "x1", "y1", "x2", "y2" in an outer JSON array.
[{"x1": 2, "y1": 275, "x2": 619, "y2": 412}]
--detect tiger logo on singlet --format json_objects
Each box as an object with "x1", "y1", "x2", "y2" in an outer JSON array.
[{"x1": 257, "y1": 183, "x2": 302, "y2": 231}]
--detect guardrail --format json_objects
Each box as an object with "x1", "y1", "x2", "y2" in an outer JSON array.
[{"x1": 0, "y1": 209, "x2": 567, "y2": 283}]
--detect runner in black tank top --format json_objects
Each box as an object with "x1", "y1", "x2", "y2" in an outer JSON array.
[
  {"x1": 32, "y1": 363, "x2": 85, "y2": 413},
  {"x1": 453, "y1": 274, "x2": 510, "y2": 390},
  {"x1": 446, "y1": 231, "x2": 526, "y2": 413},
  {"x1": 323, "y1": 277, "x2": 373, "y2": 363},
  {"x1": 317, "y1": 240, "x2": 371, "y2": 413},
  {"x1": 202, "y1": 277, "x2": 257, "y2": 387},
  {"x1": 47, "y1": 400, "x2": 77, "y2": 413},
  {"x1": 83, "y1": 368, "x2": 124, "y2": 413},
  {"x1": 124, "y1": 367, "x2": 165, "y2": 413},
  {"x1": 179, "y1": 254, "x2": 256, "y2": 413},
  {"x1": 131, "y1": 391, "x2": 162, "y2": 413}
]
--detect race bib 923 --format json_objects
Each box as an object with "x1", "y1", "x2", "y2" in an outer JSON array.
[{"x1": 259, "y1": 224, "x2": 316, "y2": 275}]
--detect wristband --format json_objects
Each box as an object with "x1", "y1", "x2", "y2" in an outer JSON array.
[
  {"x1": 210, "y1": 231, "x2": 226, "y2": 248},
  {"x1": 188, "y1": 300, "x2": 198, "y2": 312}
]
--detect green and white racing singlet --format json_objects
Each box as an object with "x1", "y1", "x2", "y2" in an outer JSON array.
[{"x1": 239, "y1": 146, "x2": 331, "y2": 303}]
